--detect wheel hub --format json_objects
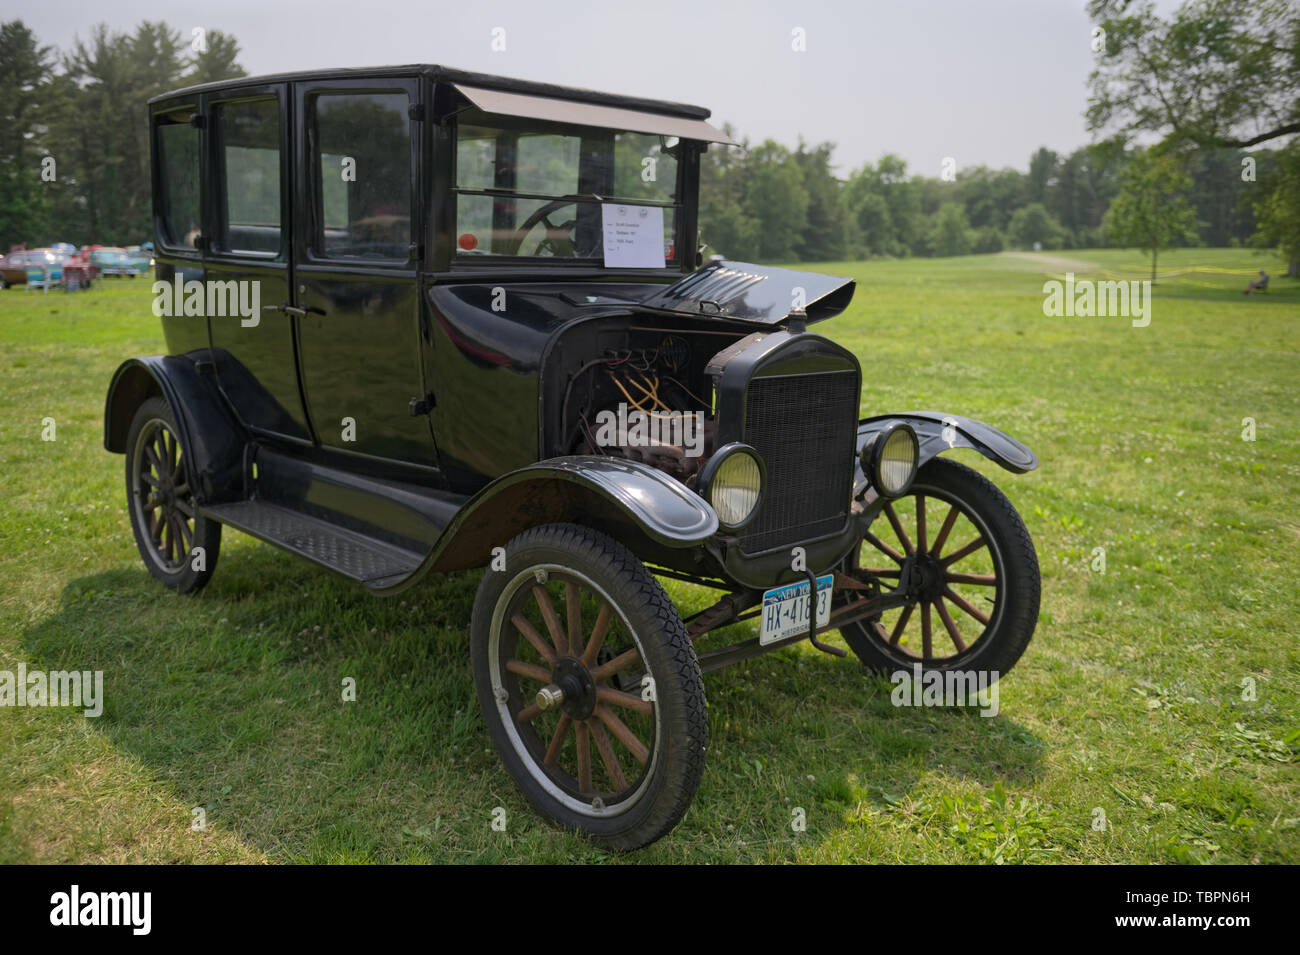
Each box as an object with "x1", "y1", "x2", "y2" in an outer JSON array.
[
  {"x1": 539, "y1": 657, "x2": 597, "y2": 721},
  {"x1": 907, "y1": 553, "x2": 947, "y2": 602}
]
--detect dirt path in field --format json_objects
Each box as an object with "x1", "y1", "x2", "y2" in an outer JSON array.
[{"x1": 998, "y1": 251, "x2": 1101, "y2": 273}]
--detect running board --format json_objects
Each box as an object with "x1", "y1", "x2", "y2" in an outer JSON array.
[{"x1": 202, "y1": 501, "x2": 424, "y2": 589}]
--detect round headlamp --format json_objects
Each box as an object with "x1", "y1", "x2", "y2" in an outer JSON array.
[
  {"x1": 861, "y1": 423, "x2": 919, "y2": 498},
  {"x1": 700, "y1": 443, "x2": 765, "y2": 529}
]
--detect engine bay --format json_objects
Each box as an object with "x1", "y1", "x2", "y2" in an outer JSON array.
[{"x1": 552, "y1": 320, "x2": 746, "y2": 485}]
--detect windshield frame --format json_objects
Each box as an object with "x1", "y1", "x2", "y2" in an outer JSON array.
[{"x1": 441, "y1": 106, "x2": 699, "y2": 277}]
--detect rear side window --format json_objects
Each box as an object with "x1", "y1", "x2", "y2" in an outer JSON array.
[
  {"x1": 212, "y1": 97, "x2": 283, "y2": 256},
  {"x1": 310, "y1": 92, "x2": 412, "y2": 261},
  {"x1": 155, "y1": 109, "x2": 201, "y2": 250}
]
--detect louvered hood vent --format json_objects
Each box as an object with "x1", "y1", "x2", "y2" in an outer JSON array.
[{"x1": 641, "y1": 260, "x2": 856, "y2": 326}]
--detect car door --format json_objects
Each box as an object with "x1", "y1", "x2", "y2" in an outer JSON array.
[
  {"x1": 292, "y1": 77, "x2": 439, "y2": 471},
  {"x1": 204, "y1": 83, "x2": 312, "y2": 443}
]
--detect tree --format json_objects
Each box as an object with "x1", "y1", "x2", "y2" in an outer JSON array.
[
  {"x1": 0, "y1": 20, "x2": 54, "y2": 249},
  {"x1": 973, "y1": 225, "x2": 1005, "y2": 253},
  {"x1": 1087, "y1": 0, "x2": 1300, "y2": 150},
  {"x1": 184, "y1": 29, "x2": 247, "y2": 86},
  {"x1": 37, "y1": 20, "x2": 247, "y2": 244},
  {"x1": 854, "y1": 193, "x2": 893, "y2": 256},
  {"x1": 742, "y1": 141, "x2": 808, "y2": 262},
  {"x1": 1104, "y1": 151, "x2": 1198, "y2": 282},
  {"x1": 1088, "y1": 0, "x2": 1300, "y2": 272},
  {"x1": 793, "y1": 141, "x2": 846, "y2": 262},
  {"x1": 928, "y1": 203, "x2": 973, "y2": 257},
  {"x1": 1007, "y1": 203, "x2": 1066, "y2": 250},
  {"x1": 843, "y1": 154, "x2": 923, "y2": 256},
  {"x1": 1028, "y1": 147, "x2": 1058, "y2": 205},
  {"x1": 698, "y1": 127, "x2": 759, "y2": 259},
  {"x1": 1253, "y1": 140, "x2": 1300, "y2": 273}
]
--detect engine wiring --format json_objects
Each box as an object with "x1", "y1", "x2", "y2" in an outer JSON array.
[{"x1": 562, "y1": 338, "x2": 709, "y2": 452}]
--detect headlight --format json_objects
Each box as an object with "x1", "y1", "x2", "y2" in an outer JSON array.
[
  {"x1": 701, "y1": 443, "x2": 765, "y2": 528},
  {"x1": 861, "y1": 423, "x2": 919, "y2": 497}
]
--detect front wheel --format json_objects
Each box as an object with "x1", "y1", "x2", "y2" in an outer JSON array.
[
  {"x1": 838, "y1": 457, "x2": 1039, "y2": 678},
  {"x1": 471, "y1": 523, "x2": 708, "y2": 851}
]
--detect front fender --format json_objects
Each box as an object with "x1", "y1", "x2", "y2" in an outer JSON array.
[
  {"x1": 371, "y1": 456, "x2": 718, "y2": 594},
  {"x1": 856, "y1": 411, "x2": 1037, "y2": 495}
]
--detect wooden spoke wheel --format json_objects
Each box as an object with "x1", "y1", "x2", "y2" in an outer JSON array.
[
  {"x1": 838, "y1": 458, "x2": 1039, "y2": 677},
  {"x1": 125, "y1": 397, "x2": 220, "y2": 593},
  {"x1": 472, "y1": 523, "x2": 707, "y2": 851}
]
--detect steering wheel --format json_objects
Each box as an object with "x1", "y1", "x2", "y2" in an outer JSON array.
[{"x1": 513, "y1": 199, "x2": 594, "y2": 257}]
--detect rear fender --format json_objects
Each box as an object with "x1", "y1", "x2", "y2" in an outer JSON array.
[{"x1": 104, "y1": 354, "x2": 246, "y2": 505}]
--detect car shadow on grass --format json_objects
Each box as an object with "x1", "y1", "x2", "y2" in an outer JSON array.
[{"x1": 23, "y1": 550, "x2": 1044, "y2": 863}]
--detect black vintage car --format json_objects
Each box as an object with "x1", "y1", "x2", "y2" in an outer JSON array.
[{"x1": 105, "y1": 65, "x2": 1040, "y2": 850}]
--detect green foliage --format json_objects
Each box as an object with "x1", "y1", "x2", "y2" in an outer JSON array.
[
  {"x1": 0, "y1": 20, "x2": 54, "y2": 249},
  {"x1": 1104, "y1": 151, "x2": 1199, "y2": 280},
  {"x1": 1087, "y1": 0, "x2": 1300, "y2": 275},
  {"x1": 1252, "y1": 141, "x2": 1300, "y2": 275},
  {"x1": 792, "y1": 141, "x2": 846, "y2": 262},
  {"x1": 1008, "y1": 203, "x2": 1067, "y2": 250},
  {"x1": 742, "y1": 141, "x2": 809, "y2": 262},
  {"x1": 1087, "y1": 0, "x2": 1300, "y2": 150},
  {"x1": 3, "y1": 18, "x2": 246, "y2": 248},
  {"x1": 928, "y1": 203, "x2": 974, "y2": 257},
  {"x1": 973, "y1": 224, "x2": 1005, "y2": 253}
]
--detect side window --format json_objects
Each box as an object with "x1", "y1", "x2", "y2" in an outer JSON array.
[
  {"x1": 155, "y1": 108, "x2": 201, "y2": 250},
  {"x1": 310, "y1": 92, "x2": 411, "y2": 261},
  {"x1": 213, "y1": 98, "x2": 282, "y2": 256}
]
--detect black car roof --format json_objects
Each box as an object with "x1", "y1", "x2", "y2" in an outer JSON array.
[{"x1": 149, "y1": 64, "x2": 712, "y2": 120}]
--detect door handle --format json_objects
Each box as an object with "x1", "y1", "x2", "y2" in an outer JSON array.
[{"x1": 282, "y1": 304, "x2": 326, "y2": 317}]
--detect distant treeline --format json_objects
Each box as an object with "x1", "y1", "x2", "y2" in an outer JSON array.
[
  {"x1": 698, "y1": 131, "x2": 1278, "y2": 262},
  {"x1": 0, "y1": 19, "x2": 245, "y2": 249},
  {"x1": 0, "y1": 17, "x2": 1289, "y2": 264}
]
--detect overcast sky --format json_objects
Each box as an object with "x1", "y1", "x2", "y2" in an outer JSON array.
[{"x1": 12, "y1": 0, "x2": 1181, "y2": 176}]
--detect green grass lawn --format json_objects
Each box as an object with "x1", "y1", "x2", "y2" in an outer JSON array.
[{"x1": 1, "y1": 248, "x2": 1297, "y2": 864}]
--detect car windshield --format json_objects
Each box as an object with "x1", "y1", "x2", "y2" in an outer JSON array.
[{"x1": 453, "y1": 108, "x2": 680, "y2": 267}]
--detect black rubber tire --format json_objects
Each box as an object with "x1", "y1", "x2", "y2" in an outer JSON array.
[
  {"x1": 471, "y1": 522, "x2": 708, "y2": 851},
  {"x1": 839, "y1": 457, "x2": 1039, "y2": 679},
  {"x1": 124, "y1": 396, "x2": 221, "y2": 594}
]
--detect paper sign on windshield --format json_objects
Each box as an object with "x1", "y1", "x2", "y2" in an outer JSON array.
[{"x1": 601, "y1": 204, "x2": 665, "y2": 268}]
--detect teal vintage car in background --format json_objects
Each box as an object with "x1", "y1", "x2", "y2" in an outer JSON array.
[{"x1": 90, "y1": 246, "x2": 150, "y2": 278}]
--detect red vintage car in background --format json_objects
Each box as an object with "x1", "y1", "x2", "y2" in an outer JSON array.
[
  {"x1": 0, "y1": 247, "x2": 68, "y2": 288},
  {"x1": 0, "y1": 245, "x2": 102, "y2": 290}
]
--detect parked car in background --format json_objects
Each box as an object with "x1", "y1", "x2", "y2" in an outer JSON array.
[
  {"x1": 90, "y1": 247, "x2": 145, "y2": 278},
  {"x1": 0, "y1": 248, "x2": 69, "y2": 288},
  {"x1": 124, "y1": 245, "x2": 153, "y2": 272}
]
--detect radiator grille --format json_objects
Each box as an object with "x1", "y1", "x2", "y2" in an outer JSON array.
[{"x1": 738, "y1": 370, "x2": 859, "y2": 554}]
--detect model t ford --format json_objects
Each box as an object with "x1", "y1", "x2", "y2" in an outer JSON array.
[{"x1": 105, "y1": 65, "x2": 1040, "y2": 850}]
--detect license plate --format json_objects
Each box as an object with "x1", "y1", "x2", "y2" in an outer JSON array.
[{"x1": 759, "y1": 574, "x2": 833, "y2": 646}]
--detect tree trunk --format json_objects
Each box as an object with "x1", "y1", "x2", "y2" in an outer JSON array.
[
  {"x1": 1289, "y1": 255, "x2": 1298, "y2": 279},
  {"x1": 1151, "y1": 247, "x2": 1158, "y2": 285}
]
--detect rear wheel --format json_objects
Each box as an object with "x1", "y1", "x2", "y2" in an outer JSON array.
[
  {"x1": 125, "y1": 397, "x2": 221, "y2": 593},
  {"x1": 838, "y1": 457, "x2": 1039, "y2": 678},
  {"x1": 471, "y1": 523, "x2": 708, "y2": 851}
]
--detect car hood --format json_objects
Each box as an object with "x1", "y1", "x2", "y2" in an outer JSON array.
[{"x1": 639, "y1": 259, "x2": 856, "y2": 326}]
